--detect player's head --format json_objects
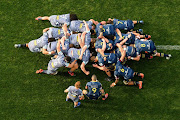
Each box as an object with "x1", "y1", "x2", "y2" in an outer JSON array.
[
  {"x1": 107, "y1": 64, "x2": 116, "y2": 71},
  {"x1": 70, "y1": 14, "x2": 78, "y2": 21},
  {"x1": 90, "y1": 29, "x2": 96, "y2": 35},
  {"x1": 91, "y1": 74, "x2": 97, "y2": 81},
  {"x1": 106, "y1": 20, "x2": 113, "y2": 24},
  {"x1": 90, "y1": 38, "x2": 96, "y2": 48},
  {"x1": 48, "y1": 38, "x2": 56, "y2": 42},
  {"x1": 75, "y1": 81, "x2": 81, "y2": 88},
  {"x1": 90, "y1": 56, "x2": 98, "y2": 62},
  {"x1": 64, "y1": 56, "x2": 71, "y2": 63}
]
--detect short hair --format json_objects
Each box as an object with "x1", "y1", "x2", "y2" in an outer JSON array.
[
  {"x1": 75, "y1": 81, "x2": 81, "y2": 88},
  {"x1": 90, "y1": 56, "x2": 96, "y2": 62},
  {"x1": 65, "y1": 56, "x2": 71, "y2": 63},
  {"x1": 70, "y1": 14, "x2": 78, "y2": 21},
  {"x1": 48, "y1": 38, "x2": 56, "y2": 42},
  {"x1": 69, "y1": 44, "x2": 74, "y2": 48},
  {"x1": 90, "y1": 29, "x2": 96, "y2": 35},
  {"x1": 106, "y1": 20, "x2": 113, "y2": 24},
  {"x1": 107, "y1": 64, "x2": 115, "y2": 71},
  {"x1": 92, "y1": 74, "x2": 97, "y2": 81}
]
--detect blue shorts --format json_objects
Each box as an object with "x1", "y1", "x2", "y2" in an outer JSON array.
[
  {"x1": 86, "y1": 93, "x2": 102, "y2": 100},
  {"x1": 127, "y1": 19, "x2": 134, "y2": 31}
]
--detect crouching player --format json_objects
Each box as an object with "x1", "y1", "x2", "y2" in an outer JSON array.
[
  {"x1": 110, "y1": 60, "x2": 144, "y2": 89},
  {"x1": 36, "y1": 40, "x2": 77, "y2": 75},
  {"x1": 64, "y1": 81, "x2": 84, "y2": 108},
  {"x1": 83, "y1": 75, "x2": 108, "y2": 100}
]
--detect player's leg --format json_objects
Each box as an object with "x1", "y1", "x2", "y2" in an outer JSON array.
[
  {"x1": 74, "y1": 100, "x2": 81, "y2": 108},
  {"x1": 14, "y1": 43, "x2": 28, "y2": 48},
  {"x1": 35, "y1": 16, "x2": 50, "y2": 21},
  {"x1": 133, "y1": 20, "x2": 144, "y2": 24},
  {"x1": 155, "y1": 52, "x2": 172, "y2": 60},
  {"x1": 100, "y1": 89, "x2": 108, "y2": 100},
  {"x1": 68, "y1": 63, "x2": 78, "y2": 76},
  {"x1": 66, "y1": 95, "x2": 70, "y2": 101}
]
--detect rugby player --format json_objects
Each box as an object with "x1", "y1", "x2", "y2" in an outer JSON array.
[
  {"x1": 133, "y1": 38, "x2": 172, "y2": 59},
  {"x1": 83, "y1": 74, "x2": 108, "y2": 100},
  {"x1": 35, "y1": 13, "x2": 78, "y2": 27},
  {"x1": 14, "y1": 28, "x2": 52, "y2": 53},
  {"x1": 107, "y1": 18, "x2": 144, "y2": 32},
  {"x1": 36, "y1": 40, "x2": 77, "y2": 75},
  {"x1": 64, "y1": 81, "x2": 84, "y2": 108},
  {"x1": 110, "y1": 60, "x2": 144, "y2": 89},
  {"x1": 68, "y1": 48, "x2": 90, "y2": 75}
]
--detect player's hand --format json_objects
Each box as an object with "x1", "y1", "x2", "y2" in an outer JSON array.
[
  {"x1": 85, "y1": 71, "x2": 90, "y2": 75},
  {"x1": 128, "y1": 33, "x2": 132, "y2": 38},
  {"x1": 62, "y1": 47, "x2": 66, "y2": 50},
  {"x1": 79, "y1": 56, "x2": 82, "y2": 60},
  {"x1": 119, "y1": 37, "x2": 122, "y2": 41},
  {"x1": 128, "y1": 56, "x2": 131, "y2": 59},
  {"x1": 110, "y1": 82, "x2": 116, "y2": 88},
  {"x1": 51, "y1": 51, "x2": 55, "y2": 54}
]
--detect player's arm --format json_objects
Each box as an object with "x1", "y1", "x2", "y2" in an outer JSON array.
[
  {"x1": 99, "y1": 21, "x2": 106, "y2": 25},
  {"x1": 43, "y1": 28, "x2": 50, "y2": 33},
  {"x1": 119, "y1": 34, "x2": 131, "y2": 45},
  {"x1": 64, "y1": 89, "x2": 69, "y2": 93},
  {"x1": 80, "y1": 62, "x2": 90, "y2": 75},
  {"x1": 89, "y1": 19, "x2": 99, "y2": 25},
  {"x1": 102, "y1": 36, "x2": 109, "y2": 43},
  {"x1": 116, "y1": 28, "x2": 123, "y2": 40},
  {"x1": 56, "y1": 38, "x2": 62, "y2": 53},
  {"x1": 42, "y1": 48, "x2": 55, "y2": 55},
  {"x1": 66, "y1": 59, "x2": 77, "y2": 68},
  {"x1": 62, "y1": 24, "x2": 68, "y2": 39},
  {"x1": 79, "y1": 45, "x2": 87, "y2": 60},
  {"x1": 110, "y1": 77, "x2": 119, "y2": 87},
  {"x1": 92, "y1": 64, "x2": 107, "y2": 71},
  {"x1": 128, "y1": 55, "x2": 141, "y2": 61}
]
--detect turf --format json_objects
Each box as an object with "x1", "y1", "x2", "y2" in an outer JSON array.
[{"x1": 0, "y1": 0, "x2": 180, "y2": 120}]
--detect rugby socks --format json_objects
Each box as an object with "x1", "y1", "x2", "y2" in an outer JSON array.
[
  {"x1": 159, "y1": 53, "x2": 169, "y2": 57},
  {"x1": 21, "y1": 44, "x2": 26, "y2": 47},
  {"x1": 134, "y1": 81, "x2": 139, "y2": 85},
  {"x1": 38, "y1": 18, "x2": 42, "y2": 20},
  {"x1": 102, "y1": 92, "x2": 105, "y2": 98},
  {"x1": 137, "y1": 20, "x2": 144, "y2": 24}
]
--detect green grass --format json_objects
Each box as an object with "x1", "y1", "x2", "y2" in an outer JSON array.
[{"x1": 0, "y1": 0, "x2": 180, "y2": 119}]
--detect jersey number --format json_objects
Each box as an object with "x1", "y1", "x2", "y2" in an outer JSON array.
[
  {"x1": 141, "y1": 44, "x2": 146, "y2": 47},
  {"x1": 120, "y1": 68, "x2": 124, "y2": 72},
  {"x1": 92, "y1": 88, "x2": 97, "y2": 93}
]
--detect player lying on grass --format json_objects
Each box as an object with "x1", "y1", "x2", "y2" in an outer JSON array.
[
  {"x1": 36, "y1": 40, "x2": 77, "y2": 75},
  {"x1": 67, "y1": 19, "x2": 96, "y2": 33},
  {"x1": 114, "y1": 30, "x2": 151, "y2": 46},
  {"x1": 47, "y1": 27, "x2": 71, "y2": 39},
  {"x1": 109, "y1": 60, "x2": 144, "y2": 89},
  {"x1": 14, "y1": 28, "x2": 55, "y2": 54},
  {"x1": 133, "y1": 38, "x2": 172, "y2": 59},
  {"x1": 64, "y1": 81, "x2": 84, "y2": 108},
  {"x1": 35, "y1": 13, "x2": 78, "y2": 27},
  {"x1": 67, "y1": 48, "x2": 90, "y2": 76},
  {"x1": 107, "y1": 18, "x2": 144, "y2": 31},
  {"x1": 83, "y1": 74, "x2": 108, "y2": 100}
]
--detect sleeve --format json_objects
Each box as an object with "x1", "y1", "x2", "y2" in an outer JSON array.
[
  {"x1": 114, "y1": 70, "x2": 119, "y2": 79},
  {"x1": 43, "y1": 44, "x2": 48, "y2": 49},
  {"x1": 64, "y1": 62, "x2": 70, "y2": 67},
  {"x1": 83, "y1": 61, "x2": 89, "y2": 65},
  {"x1": 67, "y1": 86, "x2": 71, "y2": 92},
  {"x1": 79, "y1": 89, "x2": 83, "y2": 97}
]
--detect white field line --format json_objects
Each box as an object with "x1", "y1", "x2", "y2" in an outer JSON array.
[{"x1": 156, "y1": 45, "x2": 180, "y2": 50}]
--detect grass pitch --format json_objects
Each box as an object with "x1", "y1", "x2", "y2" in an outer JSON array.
[{"x1": 0, "y1": 0, "x2": 180, "y2": 119}]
